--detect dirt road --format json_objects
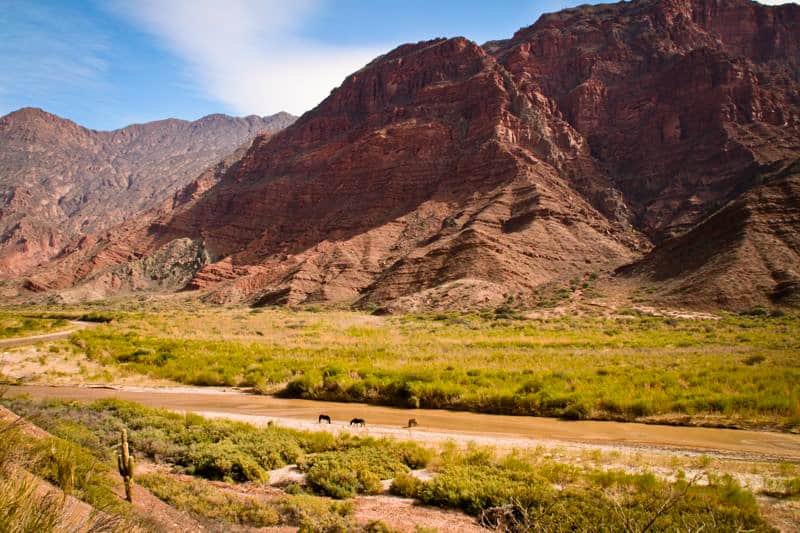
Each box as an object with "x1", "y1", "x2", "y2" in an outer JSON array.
[
  {"x1": 0, "y1": 321, "x2": 91, "y2": 349},
  {"x1": 6, "y1": 385, "x2": 800, "y2": 462}
]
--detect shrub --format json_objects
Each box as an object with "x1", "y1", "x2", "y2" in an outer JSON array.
[
  {"x1": 277, "y1": 494, "x2": 356, "y2": 531},
  {"x1": 390, "y1": 472, "x2": 423, "y2": 498},
  {"x1": 32, "y1": 437, "x2": 122, "y2": 513},
  {"x1": 304, "y1": 441, "x2": 427, "y2": 498},
  {"x1": 560, "y1": 400, "x2": 592, "y2": 420},
  {"x1": 184, "y1": 441, "x2": 268, "y2": 482},
  {"x1": 740, "y1": 307, "x2": 768, "y2": 317}
]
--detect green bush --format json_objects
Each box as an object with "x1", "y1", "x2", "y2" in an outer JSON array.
[
  {"x1": 409, "y1": 453, "x2": 771, "y2": 532},
  {"x1": 277, "y1": 495, "x2": 356, "y2": 532},
  {"x1": 389, "y1": 472, "x2": 423, "y2": 498},
  {"x1": 184, "y1": 441, "x2": 268, "y2": 482},
  {"x1": 305, "y1": 440, "x2": 429, "y2": 498},
  {"x1": 744, "y1": 354, "x2": 767, "y2": 366}
]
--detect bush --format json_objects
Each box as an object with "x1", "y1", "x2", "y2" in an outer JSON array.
[
  {"x1": 277, "y1": 494, "x2": 356, "y2": 531},
  {"x1": 406, "y1": 448, "x2": 771, "y2": 532},
  {"x1": 560, "y1": 400, "x2": 592, "y2": 420},
  {"x1": 32, "y1": 437, "x2": 122, "y2": 513},
  {"x1": 390, "y1": 472, "x2": 423, "y2": 498},
  {"x1": 184, "y1": 441, "x2": 268, "y2": 482},
  {"x1": 304, "y1": 441, "x2": 428, "y2": 498}
]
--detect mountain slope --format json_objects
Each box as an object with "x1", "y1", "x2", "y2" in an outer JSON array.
[
  {"x1": 0, "y1": 108, "x2": 295, "y2": 277},
  {"x1": 16, "y1": 0, "x2": 800, "y2": 310},
  {"x1": 621, "y1": 159, "x2": 800, "y2": 309}
]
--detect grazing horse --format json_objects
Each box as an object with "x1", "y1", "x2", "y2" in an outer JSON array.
[
  {"x1": 349, "y1": 417, "x2": 366, "y2": 427},
  {"x1": 318, "y1": 414, "x2": 331, "y2": 424},
  {"x1": 407, "y1": 418, "x2": 419, "y2": 428}
]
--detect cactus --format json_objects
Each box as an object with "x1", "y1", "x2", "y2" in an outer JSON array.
[{"x1": 116, "y1": 429, "x2": 135, "y2": 502}]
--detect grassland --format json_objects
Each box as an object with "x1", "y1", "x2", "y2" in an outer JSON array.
[
  {"x1": 2, "y1": 396, "x2": 781, "y2": 532},
  {"x1": 0, "y1": 312, "x2": 69, "y2": 339},
  {"x1": 20, "y1": 304, "x2": 795, "y2": 431}
]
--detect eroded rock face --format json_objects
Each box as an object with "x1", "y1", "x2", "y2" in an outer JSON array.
[
  {"x1": 492, "y1": 0, "x2": 800, "y2": 241},
  {"x1": 14, "y1": 0, "x2": 800, "y2": 310},
  {"x1": 0, "y1": 108, "x2": 295, "y2": 277},
  {"x1": 152, "y1": 36, "x2": 644, "y2": 308},
  {"x1": 623, "y1": 159, "x2": 800, "y2": 310}
]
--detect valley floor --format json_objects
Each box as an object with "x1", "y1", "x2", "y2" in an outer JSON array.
[{"x1": 1, "y1": 302, "x2": 799, "y2": 530}]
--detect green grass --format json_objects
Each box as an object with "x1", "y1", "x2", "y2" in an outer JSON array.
[
  {"x1": 55, "y1": 307, "x2": 800, "y2": 430},
  {"x1": 31, "y1": 436, "x2": 124, "y2": 515},
  {"x1": 0, "y1": 312, "x2": 69, "y2": 338},
  {"x1": 138, "y1": 472, "x2": 373, "y2": 531}
]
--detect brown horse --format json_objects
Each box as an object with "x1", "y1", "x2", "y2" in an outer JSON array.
[
  {"x1": 318, "y1": 414, "x2": 331, "y2": 424},
  {"x1": 349, "y1": 418, "x2": 366, "y2": 427}
]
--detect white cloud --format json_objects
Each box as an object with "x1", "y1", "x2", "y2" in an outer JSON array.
[{"x1": 108, "y1": 0, "x2": 384, "y2": 117}]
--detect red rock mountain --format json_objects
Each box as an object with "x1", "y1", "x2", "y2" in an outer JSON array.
[
  {"x1": 0, "y1": 108, "x2": 295, "y2": 277},
  {"x1": 15, "y1": 0, "x2": 800, "y2": 310}
]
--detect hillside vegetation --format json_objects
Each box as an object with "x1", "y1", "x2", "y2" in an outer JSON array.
[{"x1": 3, "y1": 397, "x2": 778, "y2": 532}]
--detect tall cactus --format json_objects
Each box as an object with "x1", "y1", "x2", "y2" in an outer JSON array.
[{"x1": 116, "y1": 429, "x2": 135, "y2": 502}]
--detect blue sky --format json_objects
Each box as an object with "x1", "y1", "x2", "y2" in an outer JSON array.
[{"x1": 0, "y1": 0, "x2": 794, "y2": 130}]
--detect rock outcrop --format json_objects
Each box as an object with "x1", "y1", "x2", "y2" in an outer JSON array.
[{"x1": 11, "y1": 0, "x2": 800, "y2": 310}]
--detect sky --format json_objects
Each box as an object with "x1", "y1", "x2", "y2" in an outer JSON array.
[{"x1": 0, "y1": 0, "x2": 796, "y2": 130}]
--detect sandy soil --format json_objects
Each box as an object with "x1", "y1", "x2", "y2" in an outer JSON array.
[{"x1": 354, "y1": 495, "x2": 488, "y2": 532}]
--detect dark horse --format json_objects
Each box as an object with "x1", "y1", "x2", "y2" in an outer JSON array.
[
  {"x1": 318, "y1": 414, "x2": 331, "y2": 424},
  {"x1": 349, "y1": 418, "x2": 366, "y2": 427},
  {"x1": 407, "y1": 418, "x2": 419, "y2": 428}
]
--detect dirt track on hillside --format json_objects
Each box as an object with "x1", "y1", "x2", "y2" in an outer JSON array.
[{"x1": 0, "y1": 321, "x2": 92, "y2": 348}]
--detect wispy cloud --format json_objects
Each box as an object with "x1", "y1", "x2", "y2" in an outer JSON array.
[
  {"x1": 107, "y1": 0, "x2": 385, "y2": 116},
  {"x1": 0, "y1": 1, "x2": 112, "y2": 116}
]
